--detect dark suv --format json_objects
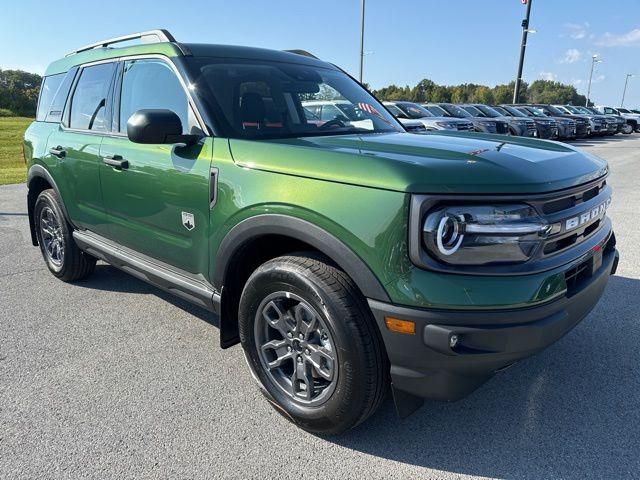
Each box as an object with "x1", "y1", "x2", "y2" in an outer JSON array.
[{"x1": 24, "y1": 30, "x2": 619, "y2": 435}]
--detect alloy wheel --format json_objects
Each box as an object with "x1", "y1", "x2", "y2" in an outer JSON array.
[
  {"x1": 39, "y1": 206, "x2": 64, "y2": 267},
  {"x1": 254, "y1": 292, "x2": 338, "y2": 406}
]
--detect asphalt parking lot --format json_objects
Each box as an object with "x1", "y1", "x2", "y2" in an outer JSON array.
[{"x1": 1, "y1": 135, "x2": 639, "y2": 480}]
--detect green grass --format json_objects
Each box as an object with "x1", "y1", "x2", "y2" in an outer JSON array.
[{"x1": 0, "y1": 117, "x2": 32, "y2": 185}]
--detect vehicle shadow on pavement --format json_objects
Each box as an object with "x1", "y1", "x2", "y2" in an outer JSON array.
[
  {"x1": 332, "y1": 275, "x2": 640, "y2": 480},
  {"x1": 76, "y1": 264, "x2": 218, "y2": 327}
]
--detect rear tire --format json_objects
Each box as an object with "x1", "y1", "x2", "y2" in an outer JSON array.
[
  {"x1": 238, "y1": 254, "x2": 389, "y2": 435},
  {"x1": 34, "y1": 189, "x2": 96, "y2": 282}
]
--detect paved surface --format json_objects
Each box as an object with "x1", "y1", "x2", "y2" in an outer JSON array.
[{"x1": 1, "y1": 136, "x2": 639, "y2": 480}]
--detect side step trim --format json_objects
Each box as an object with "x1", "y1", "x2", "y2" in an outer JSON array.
[{"x1": 73, "y1": 230, "x2": 220, "y2": 314}]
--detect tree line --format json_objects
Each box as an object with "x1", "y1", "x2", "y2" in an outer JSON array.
[
  {"x1": 0, "y1": 69, "x2": 42, "y2": 117},
  {"x1": 371, "y1": 78, "x2": 590, "y2": 106},
  {"x1": 0, "y1": 68, "x2": 591, "y2": 118}
]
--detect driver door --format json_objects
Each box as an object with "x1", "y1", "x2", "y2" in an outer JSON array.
[{"x1": 99, "y1": 57, "x2": 213, "y2": 276}]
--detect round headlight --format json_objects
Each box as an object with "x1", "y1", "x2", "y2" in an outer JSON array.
[{"x1": 436, "y1": 215, "x2": 464, "y2": 255}]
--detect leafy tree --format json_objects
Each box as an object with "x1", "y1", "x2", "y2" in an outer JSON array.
[{"x1": 0, "y1": 69, "x2": 42, "y2": 117}]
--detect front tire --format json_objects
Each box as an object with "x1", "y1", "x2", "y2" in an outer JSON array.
[
  {"x1": 34, "y1": 189, "x2": 96, "y2": 282},
  {"x1": 238, "y1": 254, "x2": 389, "y2": 435}
]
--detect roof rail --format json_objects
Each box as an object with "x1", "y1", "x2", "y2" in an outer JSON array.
[
  {"x1": 65, "y1": 29, "x2": 176, "y2": 57},
  {"x1": 284, "y1": 49, "x2": 319, "y2": 59}
]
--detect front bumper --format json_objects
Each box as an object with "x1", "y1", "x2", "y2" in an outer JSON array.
[{"x1": 369, "y1": 243, "x2": 619, "y2": 408}]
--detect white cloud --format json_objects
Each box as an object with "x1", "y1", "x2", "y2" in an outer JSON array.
[
  {"x1": 572, "y1": 79, "x2": 583, "y2": 86},
  {"x1": 560, "y1": 48, "x2": 581, "y2": 64},
  {"x1": 596, "y1": 28, "x2": 640, "y2": 47},
  {"x1": 539, "y1": 71, "x2": 558, "y2": 81},
  {"x1": 563, "y1": 22, "x2": 590, "y2": 40},
  {"x1": 593, "y1": 74, "x2": 606, "y2": 83}
]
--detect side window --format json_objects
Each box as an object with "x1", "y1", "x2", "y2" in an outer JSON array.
[
  {"x1": 119, "y1": 59, "x2": 195, "y2": 134},
  {"x1": 36, "y1": 74, "x2": 64, "y2": 122},
  {"x1": 69, "y1": 63, "x2": 116, "y2": 131}
]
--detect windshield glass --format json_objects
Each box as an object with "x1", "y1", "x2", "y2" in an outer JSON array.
[
  {"x1": 525, "y1": 107, "x2": 548, "y2": 117},
  {"x1": 545, "y1": 105, "x2": 565, "y2": 116},
  {"x1": 564, "y1": 105, "x2": 581, "y2": 114},
  {"x1": 492, "y1": 106, "x2": 509, "y2": 116},
  {"x1": 397, "y1": 103, "x2": 433, "y2": 119},
  {"x1": 441, "y1": 104, "x2": 472, "y2": 118},
  {"x1": 500, "y1": 105, "x2": 528, "y2": 117},
  {"x1": 424, "y1": 105, "x2": 450, "y2": 117},
  {"x1": 185, "y1": 58, "x2": 403, "y2": 139},
  {"x1": 462, "y1": 105, "x2": 484, "y2": 117},
  {"x1": 617, "y1": 108, "x2": 630, "y2": 113},
  {"x1": 475, "y1": 105, "x2": 502, "y2": 117},
  {"x1": 384, "y1": 103, "x2": 406, "y2": 118},
  {"x1": 572, "y1": 106, "x2": 592, "y2": 115}
]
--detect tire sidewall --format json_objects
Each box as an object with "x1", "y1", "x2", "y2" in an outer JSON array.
[{"x1": 239, "y1": 263, "x2": 371, "y2": 432}]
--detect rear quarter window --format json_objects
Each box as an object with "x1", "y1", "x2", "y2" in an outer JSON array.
[{"x1": 36, "y1": 74, "x2": 64, "y2": 122}]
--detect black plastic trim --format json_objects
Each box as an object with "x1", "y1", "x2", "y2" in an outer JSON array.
[
  {"x1": 212, "y1": 214, "x2": 390, "y2": 302},
  {"x1": 27, "y1": 165, "x2": 75, "y2": 245},
  {"x1": 73, "y1": 230, "x2": 220, "y2": 313}
]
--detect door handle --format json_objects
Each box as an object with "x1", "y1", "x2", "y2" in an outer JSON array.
[
  {"x1": 49, "y1": 146, "x2": 66, "y2": 158},
  {"x1": 102, "y1": 154, "x2": 129, "y2": 170}
]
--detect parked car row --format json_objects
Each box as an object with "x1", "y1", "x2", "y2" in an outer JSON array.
[{"x1": 374, "y1": 99, "x2": 640, "y2": 141}]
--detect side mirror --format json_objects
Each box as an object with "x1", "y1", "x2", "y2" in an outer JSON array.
[{"x1": 127, "y1": 109, "x2": 199, "y2": 145}]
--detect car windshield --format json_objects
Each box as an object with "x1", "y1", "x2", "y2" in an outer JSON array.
[
  {"x1": 501, "y1": 105, "x2": 528, "y2": 117},
  {"x1": 545, "y1": 105, "x2": 566, "y2": 116},
  {"x1": 185, "y1": 57, "x2": 403, "y2": 139},
  {"x1": 424, "y1": 105, "x2": 450, "y2": 117},
  {"x1": 462, "y1": 105, "x2": 484, "y2": 117},
  {"x1": 617, "y1": 108, "x2": 630, "y2": 113},
  {"x1": 573, "y1": 106, "x2": 593, "y2": 115},
  {"x1": 525, "y1": 107, "x2": 548, "y2": 117},
  {"x1": 384, "y1": 104, "x2": 407, "y2": 118},
  {"x1": 441, "y1": 104, "x2": 472, "y2": 118},
  {"x1": 475, "y1": 105, "x2": 502, "y2": 117},
  {"x1": 491, "y1": 106, "x2": 510, "y2": 116},
  {"x1": 564, "y1": 105, "x2": 581, "y2": 114},
  {"x1": 397, "y1": 103, "x2": 434, "y2": 119}
]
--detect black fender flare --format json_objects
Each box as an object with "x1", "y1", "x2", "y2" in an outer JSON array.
[
  {"x1": 26, "y1": 165, "x2": 75, "y2": 245},
  {"x1": 213, "y1": 213, "x2": 391, "y2": 302}
]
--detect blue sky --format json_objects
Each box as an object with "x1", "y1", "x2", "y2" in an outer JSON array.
[{"x1": 2, "y1": 0, "x2": 639, "y2": 107}]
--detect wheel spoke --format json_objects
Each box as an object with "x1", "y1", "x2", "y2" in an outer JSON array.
[
  {"x1": 261, "y1": 339, "x2": 293, "y2": 370},
  {"x1": 262, "y1": 300, "x2": 292, "y2": 337},
  {"x1": 291, "y1": 360, "x2": 313, "y2": 400},
  {"x1": 305, "y1": 344, "x2": 335, "y2": 381},
  {"x1": 294, "y1": 303, "x2": 318, "y2": 340}
]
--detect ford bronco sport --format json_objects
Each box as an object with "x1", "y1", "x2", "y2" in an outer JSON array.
[{"x1": 24, "y1": 30, "x2": 619, "y2": 435}]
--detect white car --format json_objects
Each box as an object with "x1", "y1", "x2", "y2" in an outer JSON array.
[
  {"x1": 301, "y1": 100, "x2": 374, "y2": 130},
  {"x1": 383, "y1": 101, "x2": 474, "y2": 131},
  {"x1": 596, "y1": 106, "x2": 640, "y2": 132}
]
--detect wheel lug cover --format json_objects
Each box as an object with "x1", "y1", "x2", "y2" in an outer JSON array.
[
  {"x1": 298, "y1": 333, "x2": 304, "y2": 339},
  {"x1": 287, "y1": 346, "x2": 292, "y2": 352},
  {"x1": 287, "y1": 332, "x2": 292, "y2": 338},
  {"x1": 305, "y1": 349, "x2": 310, "y2": 355},
  {"x1": 297, "y1": 356, "x2": 302, "y2": 363}
]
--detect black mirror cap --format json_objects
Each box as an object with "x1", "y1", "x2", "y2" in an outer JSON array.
[{"x1": 127, "y1": 109, "x2": 199, "y2": 145}]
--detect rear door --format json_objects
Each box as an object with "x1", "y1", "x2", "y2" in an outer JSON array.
[
  {"x1": 46, "y1": 62, "x2": 117, "y2": 235},
  {"x1": 99, "y1": 57, "x2": 213, "y2": 275}
]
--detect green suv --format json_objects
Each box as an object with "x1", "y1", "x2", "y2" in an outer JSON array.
[{"x1": 24, "y1": 30, "x2": 619, "y2": 435}]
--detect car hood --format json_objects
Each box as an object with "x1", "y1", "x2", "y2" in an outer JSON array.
[{"x1": 229, "y1": 131, "x2": 608, "y2": 194}]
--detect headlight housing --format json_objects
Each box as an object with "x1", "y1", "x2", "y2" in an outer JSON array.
[{"x1": 422, "y1": 204, "x2": 550, "y2": 266}]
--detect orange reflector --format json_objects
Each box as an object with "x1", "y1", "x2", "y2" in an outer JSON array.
[{"x1": 384, "y1": 317, "x2": 416, "y2": 335}]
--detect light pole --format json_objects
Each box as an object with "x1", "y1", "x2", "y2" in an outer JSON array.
[
  {"x1": 359, "y1": 0, "x2": 365, "y2": 83},
  {"x1": 513, "y1": 0, "x2": 534, "y2": 104},
  {"x1": 621, "y1": 73, "x2": 634, "y2": 107},
  {"x1": 585, "y1": 54, "x2": 602, "y2": 106}
]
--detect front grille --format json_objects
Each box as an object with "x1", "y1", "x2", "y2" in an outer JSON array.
[
  {"x1": 496, "y1": 121, "x2": 509, "y2": 134},
  {"x1": 538, "y1": 178, "x2": 610, "y2": 256},
  {"x1": 457, "y1": 123, "x2": 474, "y2": 131}
]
